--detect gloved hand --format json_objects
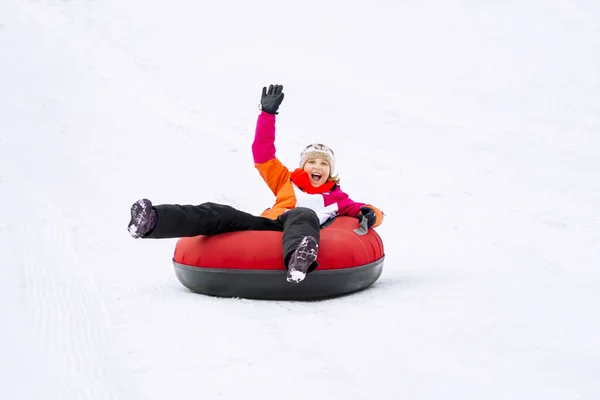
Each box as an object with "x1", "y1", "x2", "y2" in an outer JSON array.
[
  {"x1": 260, "y1": 84, "x2": 284, "y2": 114},
  {"x1": 357, "y1": 206, "x2": 377, "y2": 229}
]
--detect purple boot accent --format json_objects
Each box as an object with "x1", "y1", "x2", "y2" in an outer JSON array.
[
  {"x1": 128, "y1": 199, "x2": 157, "y2": 238},
  {"x1": 286, "y1": 236, "x2": 318, "y2": 284}
]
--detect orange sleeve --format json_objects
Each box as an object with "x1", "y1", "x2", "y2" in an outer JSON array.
[{"x1": 254, "y1": 158, "x2": 291, "y2": 196}]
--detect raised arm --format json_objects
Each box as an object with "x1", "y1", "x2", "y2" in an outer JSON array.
[
  {"x1": 252, "y1": 84, "x2": 284, "y2": 163},
  {"x1": 252, "y1": 85, "x2": 290, "y2": 195},
  {"x1": 252, "y1": 111, "x2": 277, "y2": 163}
]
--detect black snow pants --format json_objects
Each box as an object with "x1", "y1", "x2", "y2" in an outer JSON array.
[{"x1": 146, "y1": 202, "x2": 321, "y2": 270}]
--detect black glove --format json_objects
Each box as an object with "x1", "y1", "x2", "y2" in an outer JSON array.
[
  {"x1": 260, "y1": 84, "x2": 284, "y2": 114},
  {"x1": 357, "y1": 206, "x2": 377, "y2": 229}
]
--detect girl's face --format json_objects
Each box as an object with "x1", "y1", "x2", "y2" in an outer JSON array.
[{"x1": 303, "y1": 158, "x2": 331, "y2": 187}]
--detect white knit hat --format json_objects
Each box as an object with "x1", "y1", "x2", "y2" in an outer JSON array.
[{"x1": 299, "y1": 143, "x2": 336, "y2": 176}]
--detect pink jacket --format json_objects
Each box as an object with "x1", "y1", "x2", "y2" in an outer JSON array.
[{"x1": 252, "y1": 112, "x2": 383, "y2": 226}]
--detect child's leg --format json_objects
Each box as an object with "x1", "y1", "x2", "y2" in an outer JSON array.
[
  {"x1": 146, "y1": 201, "x2": 280, "y2": 239},
  {"x1": 278, "y1": 207, "x2": 321, "y2": 275}
]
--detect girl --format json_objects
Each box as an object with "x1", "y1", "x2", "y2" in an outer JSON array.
[{"x1": 128, "y1": 84, "x2": 384, "y2": 283}]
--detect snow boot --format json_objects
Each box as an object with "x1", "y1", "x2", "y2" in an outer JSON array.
[
  {"x1": 128, "y1": 199, "x2": 157, "y2": 238},
  {"x1": 286, "y1": 236, "x2": 318, "y2": 284}
]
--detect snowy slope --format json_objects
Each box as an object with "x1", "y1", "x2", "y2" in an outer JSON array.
[{"x1": 1, "y1": 0, "x2": 599, "y2": 399}]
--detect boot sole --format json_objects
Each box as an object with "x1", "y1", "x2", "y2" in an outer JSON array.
[{"x1": 128, "y1": 199, "x2": 152, "y2": 238}]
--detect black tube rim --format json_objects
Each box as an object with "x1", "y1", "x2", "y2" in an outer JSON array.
[{"x1": 173, "y1": 256, "x2": 385, "y2": 275}]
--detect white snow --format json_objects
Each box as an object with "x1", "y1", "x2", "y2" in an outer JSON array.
[
  {"x1": 286, "y1": 269, "x2": 307, "y2": 284},
  {"x1": 1, "y1": 0, "x2": 599, "y2": 399}
]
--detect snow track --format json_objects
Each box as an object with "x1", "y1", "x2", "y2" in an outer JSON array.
[
  {"x1": 1, "y1": 3, "x2": 132, "y2": 398},
  {"x1": 0, "y1": 178, "x2": 129, "y2": 399}
]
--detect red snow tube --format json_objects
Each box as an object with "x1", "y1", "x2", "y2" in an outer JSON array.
[{"x1": 172, "y1": 216, "x2": 385, "y2": 300}]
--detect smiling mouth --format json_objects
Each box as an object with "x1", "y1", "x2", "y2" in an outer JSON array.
[{"x1": 310, "y1": 173, "x2": 322, "y2": 182}]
